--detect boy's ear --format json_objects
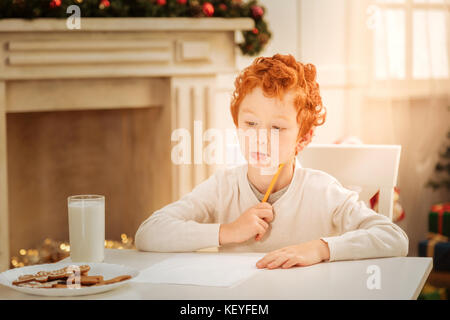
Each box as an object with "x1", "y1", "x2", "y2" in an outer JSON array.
[{"x1": 295, "y1": 127, "x2": 315, "y2": 154}]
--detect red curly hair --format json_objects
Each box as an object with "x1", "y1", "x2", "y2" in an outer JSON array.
[{"x1": 230, "y1": 54, "x2": 326, "y2": 146}]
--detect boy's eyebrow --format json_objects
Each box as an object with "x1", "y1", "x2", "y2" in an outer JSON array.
[{"x1": 240, "y1": 107, "x2": 258, "y2": 116}]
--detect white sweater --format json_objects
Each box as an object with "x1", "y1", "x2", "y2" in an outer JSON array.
[{"x1": 135, "y1": 158, "x2": 409, "y2": 261}]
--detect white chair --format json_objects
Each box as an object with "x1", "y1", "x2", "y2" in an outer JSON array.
[{"x1": 297, "y1": 143, "x2": 402, "y2": 221}]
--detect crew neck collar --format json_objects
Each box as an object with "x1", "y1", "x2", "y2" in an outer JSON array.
[{"x1": 240, "y1": 157, "x2": 302, "y2": 207}]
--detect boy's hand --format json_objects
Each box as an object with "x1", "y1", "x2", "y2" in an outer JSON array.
[
  {"x1": 255, "y1": 239, "x2": 330, "y2": 269},
  {"x1": 219, "y1": 202, "x2": 274, "y2": 245}
]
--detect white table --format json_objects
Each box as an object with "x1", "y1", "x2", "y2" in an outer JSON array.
[{"x1": 0, "y1": 249, "x2": 432, "y2": 300}]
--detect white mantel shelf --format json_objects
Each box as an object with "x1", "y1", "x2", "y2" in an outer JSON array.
[
  {"x1": 0, "y1": 17, "x2": 254, "y2": 272},
  {"x1": 0, "y1": 17, "x2": 254, "y2": 32}
]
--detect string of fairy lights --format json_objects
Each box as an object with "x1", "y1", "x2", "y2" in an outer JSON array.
[{"x1": 10, "y1": 234, "x2": 135, "y2": 268}]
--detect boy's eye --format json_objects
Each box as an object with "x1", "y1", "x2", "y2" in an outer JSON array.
[
  {"x1": 246, "y1": 121, "x2": 257, "y2": 126},
  {"x1": 272, "y1": 126, "x2": 284, "y2": 131}
]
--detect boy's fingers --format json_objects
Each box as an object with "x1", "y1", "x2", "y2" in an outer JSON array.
[
  {"x1": 268, "y1": 256, "x2": 289, "y2": 269},
  {"x1": 256, "y1": 209, "x2": 274, "y2": 222},
  {"x1": 253, "y1": 204, "x2": 273, "y2": 241},
  {"x1": 256, "y1": 202, "x2": 272, "y2": 209},
  {"x1": 254, "y1": 221, "x2": 267, "y2": 239},
  {"x1": 282, "y1": 259, "x2": 298, "y2": 269},
  {"x1": 256, "y1": 225, "x2": 265, "y2": 239},
  {"x1": 256, "y1": 254, "x2": 276, "y2": 268},
  {"x1": 254, "y1": 219, "x2": 269, "y2": 241},
  {"x1": 258, "y1": 219, "x2": 269, "y2": 230}
]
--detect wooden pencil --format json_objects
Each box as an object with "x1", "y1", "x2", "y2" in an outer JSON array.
[{"x1": 262, "y1": 163, "x2": 285, "y2": 203}]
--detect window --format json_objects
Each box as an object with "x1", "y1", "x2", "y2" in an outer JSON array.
[{"x1": 372, "y1": 0, "x2": 449, "y2": 80}]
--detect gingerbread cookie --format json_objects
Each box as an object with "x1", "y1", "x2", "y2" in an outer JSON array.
[
  {"x1": 12, "y1": 274, "x2": 37, "y2": 285},
  {"x1": 12, "y1": 264, "x2": 130, "y2": 289},
  {"x1": 94, "y1": 275, "x2": 131, "y2": 286},
  {"x1": 103, "y1": 275, "x2": 131, "y2": 285},
  {"x1": 79, "y1": 275, "x2": 103, "y2": 285},
  {"x1": 17, "y1": 280, "x2": 61, "y2": 288}
]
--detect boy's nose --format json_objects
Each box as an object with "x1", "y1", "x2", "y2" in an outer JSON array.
[
  {"x1": 257, "y1": 138, "x2": 269, "y2": 154},
  {"x1": 256, "y1": 128, "x2": 270, "y2": 140},
  {"x1": 258, "y1": 128, "x2": 278, "y2": 144}
]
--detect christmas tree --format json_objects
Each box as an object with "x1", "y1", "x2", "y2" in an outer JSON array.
[{"x1": 426, "y1": 106, "x2": 450, "y2": 192}]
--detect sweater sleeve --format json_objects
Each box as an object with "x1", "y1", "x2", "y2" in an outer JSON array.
[
  {"x1": 320, "y1": 180, "x2": 409, "y2": 262},
  {"x1": 134, "y1": 172, "x2": 221, "y2": 252}
]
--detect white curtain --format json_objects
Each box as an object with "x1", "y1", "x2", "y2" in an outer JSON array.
[{"x1": 344, "y1": 0, "x2": 450, "y2": 256}]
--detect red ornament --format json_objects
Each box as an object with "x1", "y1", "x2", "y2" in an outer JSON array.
[
  {"x1": 49, "y1": 0, "x2": 61, "y2": 8},
  {"x1": 157, "y1": 0, "x2": 166, "y2": 5},
  {"x1": 219, "y1": 3, "x2": 227, "y2": 11},
  {"x1": 101, "y1": 0, "x2": 110, "y2": 8},
  {"x1": 202, "y1": 2, "x2": 214, "y2": 17},
  {"x1": 251, "y1": 5, "x2": 264, "y2": 19},
  {"x1": 252, "y1": 28, "x2": 259, "y2": 35},
  {"x1": 176, "y1": 0, "x2": 187, "y2": 4}
]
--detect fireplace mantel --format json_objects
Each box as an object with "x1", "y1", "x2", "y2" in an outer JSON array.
[
  {"x1": 0, "y1": 18, "x2": 254, "y2": 80},
  {"x1": 0, "y1": 18, "x2": 254, "y2": 271},
  {"x1": 0, "y1": 17, "x2": 253, "y2": 32}
]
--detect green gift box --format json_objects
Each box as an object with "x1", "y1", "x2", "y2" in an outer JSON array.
[
  {"x1": 428, "y1": 203, "x2": 450, "y2": 238},
  {"x1": 418, "y1": 284, "x2": 448, "y2": 300}
]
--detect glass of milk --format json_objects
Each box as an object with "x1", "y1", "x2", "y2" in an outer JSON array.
[{"x1": 68, "y1": 195, "x2": 105, "y2": 262}]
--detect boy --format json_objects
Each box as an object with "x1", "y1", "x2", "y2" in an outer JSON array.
[{"x1": 135, "y1": 54, "x2": 409, "y2": 269}]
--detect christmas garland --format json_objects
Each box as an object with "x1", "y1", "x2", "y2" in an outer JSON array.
[{"x1": 0, "y1": 0, "x2": 271, "y2": 56}]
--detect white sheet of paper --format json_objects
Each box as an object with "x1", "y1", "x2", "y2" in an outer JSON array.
[{"x1": 132, "y1": 253, "x2": 265, "y2": 288}]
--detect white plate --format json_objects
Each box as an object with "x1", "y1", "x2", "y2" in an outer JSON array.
[{"x1": 0, "y1": 262, "x2": 139, "y2": 297}]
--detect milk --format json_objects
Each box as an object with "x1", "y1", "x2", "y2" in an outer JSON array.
[{"x1": 68, "y1": 196, "x2": 105, "y2": 262}]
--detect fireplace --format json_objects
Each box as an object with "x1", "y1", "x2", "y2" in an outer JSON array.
[{"x1": 0, "y1": 18, "x2": 253, "y2": 270}]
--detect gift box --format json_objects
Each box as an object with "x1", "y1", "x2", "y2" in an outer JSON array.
[
  {"x1": 428, "y1": 203, "x2": 450, "y2": 238},
  {"x1": 418, "y1": 284, "x2": 448, "y2": 300},
  {"x1": 370, "y1": 187, "x2": 405, "y2": 222},
  {"x1": 418, "y1": 233, "x2": 450, "y2": 271}
]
